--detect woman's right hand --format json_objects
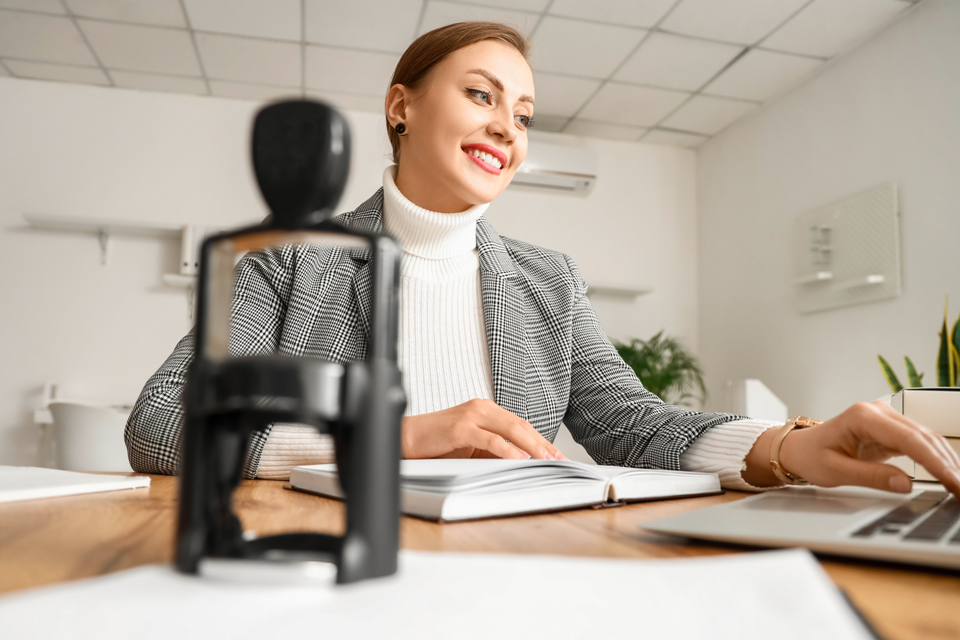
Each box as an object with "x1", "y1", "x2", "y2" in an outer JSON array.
[{"x1": 400, "y1": 398, "x2": 569, "y2": 461}]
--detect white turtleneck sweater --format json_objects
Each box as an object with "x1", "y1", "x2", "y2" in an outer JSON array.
[{"x1": 257, "y1": 166, "x2": 779, "y2": 490}]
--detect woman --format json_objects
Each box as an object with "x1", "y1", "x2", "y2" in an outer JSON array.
[{"x1": 126, "y1": 22, "x2": 960, "y2": 497}]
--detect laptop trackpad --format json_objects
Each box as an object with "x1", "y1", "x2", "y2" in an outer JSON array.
[{"x1": 738, "y1": 491, "x2": 882, "y2": 515}]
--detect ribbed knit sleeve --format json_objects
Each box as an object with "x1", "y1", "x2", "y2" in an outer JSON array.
[
  {"x1": 679, "y1": 419, "x2": 784, "y2": 491},
  {"x1": 255, "y1": 424, "x2": 336, "y2": 480}
]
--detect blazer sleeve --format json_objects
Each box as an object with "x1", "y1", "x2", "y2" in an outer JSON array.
[
  {"x1": 124, "y1": 245, "x2": 296, "y2": 477},
  {"x1": 560, "y1": 255, "x2": 744, "y2": 471}
]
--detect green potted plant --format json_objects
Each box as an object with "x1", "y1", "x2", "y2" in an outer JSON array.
[
  {"x1": 613, "y1": 331, "x2": 706, "y2": 408},
  {"x1": 878, "y1": 299, "x2": 960, "y2": 392}
]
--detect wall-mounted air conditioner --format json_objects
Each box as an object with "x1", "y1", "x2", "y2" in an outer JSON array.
[{"x1": 510, "y1": 141, "x2": 597, "y2": 195}]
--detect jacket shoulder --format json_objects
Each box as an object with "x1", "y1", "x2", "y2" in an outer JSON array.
[{"x1": 500, "y1": 235, "x2": 582, "y2": 286}]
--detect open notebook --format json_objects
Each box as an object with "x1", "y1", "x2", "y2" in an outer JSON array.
[{"x1": 290, "y1": 459, "x2": 721, "y2": 522}]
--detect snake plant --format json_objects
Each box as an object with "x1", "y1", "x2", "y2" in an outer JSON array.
[
  {"x1": 879, "y1": 299, "x2": 960, "y2": 393},
  {"x1": 614, "y1": 331, "x2": 707, "y2": 408}
]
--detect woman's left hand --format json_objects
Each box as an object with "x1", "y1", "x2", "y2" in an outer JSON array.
[{"x1": 744, "y1": 400, "x2": 960, "y2": 498}]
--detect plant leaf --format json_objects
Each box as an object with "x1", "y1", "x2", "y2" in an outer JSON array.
[
  {"x1": 878, "y1": 355, "x2": 904, "y2": 393},
  {"x1": 939, "y1": 299, "x2": 952, "y2": 387},
  {"x1": 953, "y1": 313, "x2": 960, "y2": 385},
  {"x1": 951, "y1": 343, "x2": 960, "y2": 388},
  {"x1": 904, "y1": 356, "x2": 923, "y2": 388},
  {"x1": 613, "y1": 331, "x2": 706, "y2": 407}
]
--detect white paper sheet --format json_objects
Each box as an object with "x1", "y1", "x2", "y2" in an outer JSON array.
[
  {"x1": 0, "y1": 466, "x2": 149, "y2": 503},
  {"x1": 0, "y1": 549, "x2": 872, "y2": 640}
]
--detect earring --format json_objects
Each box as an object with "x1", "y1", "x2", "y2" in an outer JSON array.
[{"x1": 395, "y1": 122, "x2": 407, "y2": 136}]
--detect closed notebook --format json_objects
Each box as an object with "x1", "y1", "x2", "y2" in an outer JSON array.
[{"x1": 289, "y1": 459, "x2": 721, "y2": 522}]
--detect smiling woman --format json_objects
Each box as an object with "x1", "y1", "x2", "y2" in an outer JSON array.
[{"x1": 125, "y1": 22, "x2": 960, "y2": 500}]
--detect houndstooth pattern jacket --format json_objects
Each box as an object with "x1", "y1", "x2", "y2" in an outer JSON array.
[{"x1": 125, "y1": 188, "x2": 742, "y2": 478}]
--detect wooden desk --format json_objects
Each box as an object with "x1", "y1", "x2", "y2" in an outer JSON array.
[{"x1": 1, "y1": 475, "x2": 958, "y2": 639}]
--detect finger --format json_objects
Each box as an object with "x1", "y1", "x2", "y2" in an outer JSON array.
[
  {"x1": 479, "y1": 406, "x2": 558, "y2": 460},
  {"x1": 819, "y1": 450, "x2": 914, "y2": 494},
  {"x1": 854, "y1": 410, "x2": 960, "y2": 497},
  {"x1": 472, "y1": 430, "x2": 529, "y2": 461}
]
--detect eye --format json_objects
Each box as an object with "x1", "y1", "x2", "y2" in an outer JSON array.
[
  {"x1": 467, "y1": 88, "x2": 491, "y2": 104},
  {"x1": 515, "y1": 114, "x2": 534, "y2": 129}
]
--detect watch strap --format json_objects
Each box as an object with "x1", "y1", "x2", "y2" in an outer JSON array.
[{"x1": 769, "y1": 416, "x2": 821, "y2": 485}]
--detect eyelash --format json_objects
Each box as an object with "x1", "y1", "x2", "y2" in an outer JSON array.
[{"x1": 467, "y1": 88, "x2": 535, "y2": 130}]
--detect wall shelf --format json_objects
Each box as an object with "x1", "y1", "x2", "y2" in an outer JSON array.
[{"x1": 585, "y1": 286, "x2": 652, "y2": 300}]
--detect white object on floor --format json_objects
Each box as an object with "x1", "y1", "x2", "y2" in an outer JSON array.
[
  {"x1": 49, "y1": 401, "x2": 133, "y2": 472},
  {"x1": 0, "y1": 549, "x2": 871, "y2": 640},
  {"x1": 0, "y1": 466, "x2": 149, "y2": 504},
  {"x1": 726, "y1": 379, "x2": 788, "y2": 423}
]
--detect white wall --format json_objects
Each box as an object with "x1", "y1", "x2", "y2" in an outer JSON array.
[
  {"x1": 0, "y1": 77, "x2": 697, "y2": 466},
  {"x1": 696, "y1": 0, "x2": 960, "y2": 420}
]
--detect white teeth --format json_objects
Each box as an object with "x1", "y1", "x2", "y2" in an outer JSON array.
[{"x1": 466, "y1": 148, "x2": 503, "y2": 170}]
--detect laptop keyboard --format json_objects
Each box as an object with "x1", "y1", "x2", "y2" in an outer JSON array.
[{"x1": 852, "y1": 491, "x2": 960, "y2": 543}]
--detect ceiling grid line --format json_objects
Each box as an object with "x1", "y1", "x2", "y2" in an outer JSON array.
[
  {"x1": 59, "y1": 0, "x2": 114, "y2": 87},
  {"x1": 526, "y1": 0, "x2": 556, "y2": 41},
  {"x1": 557, "y1": 0, "x2": 686, "y2": 138},
  {"x1": 177, "y1": 0, "x2": 211, "y2": 95},
  {"x1": 637, "y1": 0, "x2": 819, "y2": 142}
]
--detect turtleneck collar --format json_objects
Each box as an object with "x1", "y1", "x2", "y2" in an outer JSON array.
[{"x1": 381, "y1": 165, "x2": 489, "y2": 260}]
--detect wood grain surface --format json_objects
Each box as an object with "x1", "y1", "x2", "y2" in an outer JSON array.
[{"x1": 1, "y1": 474, "x2": 958, "y2": 640}]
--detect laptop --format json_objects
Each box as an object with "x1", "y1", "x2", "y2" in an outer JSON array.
[{"x1": 641, "y1": 485, "x2": 960, "y2": 570}]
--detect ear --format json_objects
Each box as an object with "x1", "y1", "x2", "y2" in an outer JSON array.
[{"x1": 385, "y1": 84, "x2": 412, "y2": 129}]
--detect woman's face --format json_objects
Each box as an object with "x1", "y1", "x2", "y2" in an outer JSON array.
[{"x1": 387, "y1": 40, "x2": 535, "y2": 213}]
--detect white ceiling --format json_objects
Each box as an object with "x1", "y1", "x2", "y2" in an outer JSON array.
[{"x1": 0, "y1": 0, "x2": 920, "y2": 148}]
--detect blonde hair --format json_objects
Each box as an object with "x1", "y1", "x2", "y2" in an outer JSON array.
[{"x1": 386, "y1": 22, "x2": 529, "y2": 164}]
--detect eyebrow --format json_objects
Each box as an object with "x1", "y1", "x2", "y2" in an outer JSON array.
[{"x1": 466, "y1": 68, "x2": 534, "y2": 106}]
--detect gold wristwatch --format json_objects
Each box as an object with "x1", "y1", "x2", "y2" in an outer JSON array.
[{"x1": 769, "y1": 416, "x2": 822, "y2": 485}]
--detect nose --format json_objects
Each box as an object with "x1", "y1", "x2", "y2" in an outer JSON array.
[{"x1": 486, "y1": 103, "x2": 518, "y2": 143}]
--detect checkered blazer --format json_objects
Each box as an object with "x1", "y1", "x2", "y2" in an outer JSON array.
[{"x1": 125, "y1": 188, "x2": 741, "y2": 478}]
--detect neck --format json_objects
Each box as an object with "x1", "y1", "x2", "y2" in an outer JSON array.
[
  {"x1": 381, "y1": 166, "x2": 488, "y2": 260},
  {"x1": 394, "y1": 161, "x2": 474, "y2": 214}
]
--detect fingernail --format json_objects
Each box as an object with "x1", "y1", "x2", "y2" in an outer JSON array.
[{"x1": 889, "y1": 475, "x2": 912, "y2": 493}]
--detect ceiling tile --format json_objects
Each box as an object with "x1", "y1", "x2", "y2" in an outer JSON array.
[
  {"x1": 564, "y1": 119, "x2": 645, "y2": 141},
  {"x1": 531, "y1": 72, "x2": 600, "y2": 117},
  {"x1": 578, "y1": 82, "x2": 689, "y2": 127},
  {"x1": 704, "y1": 48, "x2": 821, "y2": 102},
  {"x1": 660, "y1": 94, "x2": 756, "y2": 135},
  {"x1": 65, "y1": 0, "x2": 186, "y2": 27},
  {"x1": 762, "y1": 0, "x2": 909, "y2": 58},
  {"x1": 109, "y1": 70, "x2": 207, "y2": 95},
  {"x1": 4, "y1": 59, "x2": 108, "y2": 85},
  {"x1": 661, "y1": 0, "x2": 808, "y2": 45},
  {"x1": 641, "y1": 129, "x2": 708, "y2": 148},
  {"x1": 0, "y1": 10, "x2": 97, "y2": 65},
  {"x1": 197, "y1": 32, "x2": 300, "y2": 86},
  {"x1": 305, "y1": 0, "x2": 422, "y2": 53},
  {"x1": 548, "y1": 0, "x2": 675, "y2": 28},
  {"x1": 614, "y1": 32, "x2": 743, "y2": 92},
  {"x1": 418, "y1": 2, "x2": 540, "y2": 38},
  {"x1": 0, "y1": 0, "x2": 65, "y2": 14},
  {"x1": 305, "y1": 46, "x2": 398, "y2": 96},
  {"x1": 183, "y1": 0, "x2": 300, "y2": 41},
  {"x1": 209, "y1": 80, "x2": 301, "y2": 101},
  {"x1": 464, "y1": 0, "x2": 550, "y2": 12},
  {"x1": 528, "y1": 114, "x2": 568, "y2": 132},
  {"x1": 307, "y1": 89, "x2": 386, "y2": 113},
  {"x1": 530, "y1": 16, "x2": 646, "y2": 78},
  {"x1": 79, "y1": 19, "x2": 201, "y2": 75}
]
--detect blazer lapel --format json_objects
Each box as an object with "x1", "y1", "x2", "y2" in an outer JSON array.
[
  {"x1": 476, "y1": 218, "x2": 528, "y2": 422},
  {"x1": 343, "y1": 189, "x2": 385, "y2": 347}
]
